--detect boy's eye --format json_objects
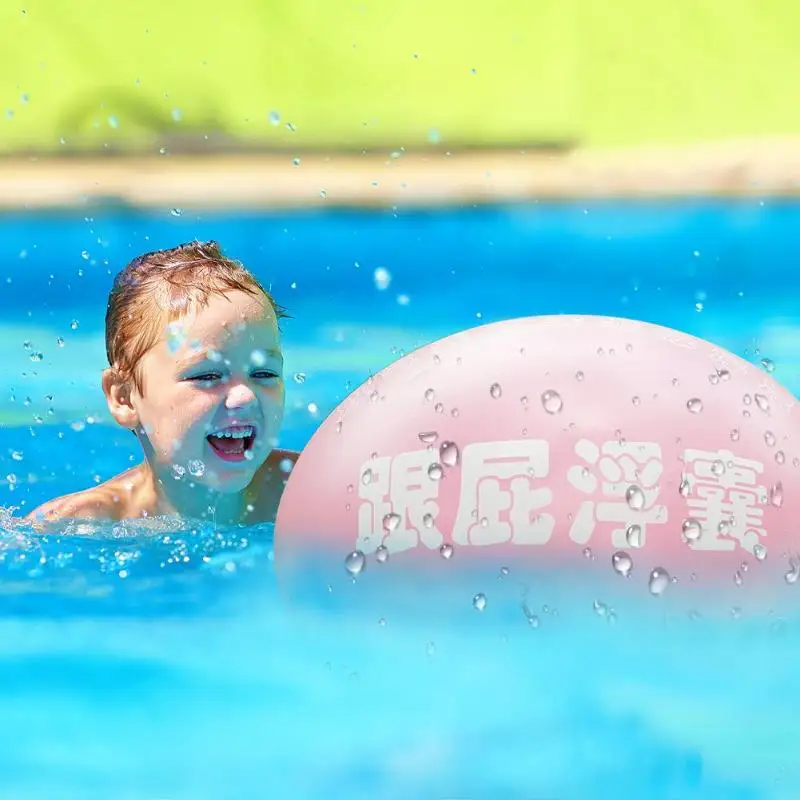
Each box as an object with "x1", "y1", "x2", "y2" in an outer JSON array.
[
  {"x1": 253, "y1": 371, "x2": 280, "y2": 380},
  {"x1": 189, "y1": 373, "x2": 221, "y2": 382}
]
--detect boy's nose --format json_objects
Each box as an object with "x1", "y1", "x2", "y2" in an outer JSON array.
[{"x1": 224, "y1": 382, "x2": 258, "y2": 409}]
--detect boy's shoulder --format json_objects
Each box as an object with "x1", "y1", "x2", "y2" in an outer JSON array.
[
  {"x1": 248, "y1": 448, "x2": 300, "y2": 522},
  {"x1": 25, "y1": 471, "x2": 139, "y2": 527}
]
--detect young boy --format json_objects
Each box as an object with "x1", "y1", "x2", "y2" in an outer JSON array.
[{"x1": 26, "y1": 240, "x2": 298, "y2": 527}]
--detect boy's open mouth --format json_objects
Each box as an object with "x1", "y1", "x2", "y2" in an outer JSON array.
[{"x1": 206, "y1": 424, "x2": 256, "y2": 463}]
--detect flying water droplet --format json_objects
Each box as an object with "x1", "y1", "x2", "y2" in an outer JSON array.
[
  {"x1": 293, "y1": 372, "x2": 306, "y2": 384},
  {"x1": 472, "y1": 593, "x2": 487, "y2": 611},
  {"x1": 187, "y1": 459, "x2": 205, "y2": 477},
  {"x1": 625, "y1": 485, "x2": 645, "y2": 510},
  {"x1": 648, "y1": 567, "x2": 671, "y2": 595},
  {"x1": 344, "y1": 550, "x2": 366, "y2": 576},
  {"x1": 612, "y1": 551, "x2": 633, "y2": 577},
  {"x1": 760, "y1": 358, "x2": 775, "y2": 373},
  {"x1": 541, "y1": 390, "x2": 563, "y2": 414},
  {"x1": 375, "y1": 545, "x2": 389, "y2": 563},
  {"x1": 686, "y1": 398, "x2": 703, "y2": 414},
  {"x1": 439, "y1": 440, "x2": 459, "y2": 467},
  {"x1": 489, "y1": 382, "x2": 502, "y2": 399},
  {"x1": 169, "y1": 208, "x2": 182, "y2": 217}
]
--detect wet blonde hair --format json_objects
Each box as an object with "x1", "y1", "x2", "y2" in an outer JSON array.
[{"x1": 105, "y1": 240, "x2": 287, "y2": 394}]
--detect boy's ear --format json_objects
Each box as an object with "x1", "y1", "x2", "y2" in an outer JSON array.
[{"x1": 102, "y1": 368, "x2": 139, "y2": 431}]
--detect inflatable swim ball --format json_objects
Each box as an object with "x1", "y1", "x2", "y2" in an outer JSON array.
[{"x1": 276, "y1": 316, "x2": 800, "y2": 619}]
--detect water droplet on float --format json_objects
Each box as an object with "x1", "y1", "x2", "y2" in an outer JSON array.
[
  {"x1": 541, "y1": 390, "x2": 563, "y2": 414},
  {"x1": 625, "y1": 485, "x2": 645, "y2": 510},
  {"x1": 765, "y1": 431, "x2": 776, "y2": 447},
  {"x1": 439, "y1": 542, "x2": 454, "y2": 559},
  {"x1": 575, "y1": 371, "x2": 585, "y2": 382},
  {"x1": 361, "y1": 468, "x2": 373, "y2": 485},
  {"x1": 472, "y1": 593, "x2": 487, "y2": 611},
  {"x1": 730, "y1": 428, "x2": 740, "y2": 442},
  {"x1": 593, "y1": 599, "x2": 610, "y2": 617},
  {"x1": 686, "y1": 398, "x2": 703, "y2": 414},
  {"x1": 427, "y1": 463, "x2": 443, "y2": 480},
  {"x1": 769, "y1": 482, "x2": 784, "y2": 508},
  {"x1": 344, "y1": 550, "x2": 366, "y2": 576},
  {"x1": 382, "y1": 513, "x2": 401, "y2": 531},
  {"x1": 422, "y1": 513, "x2": 434, "y2": 528},
  {"x1": 612, "y1": 551, "x2": 633, "y2": 577},
  {"x1": 711, "y1": 460, "x2": 725, "y2": 476},
  {"x1": 784, "y1": 557, "x2": 799, "y2": 584},
  {"x1": 754, "y1": 393, "x2": 770, "y2": 413},
  {"x1": 626, "y1": 524, "x2": 643, "y2": 548},
  {"x1": 734, "y1": 570, "x2": 744, "y2": 586},
  {"x1": 760, "y1": 358, "x2": 775, "y2": 373},
  {"x1": 439, "y1": 440, "x2": 459, "y2": 467},
  {"x1": 682, "y1": 518, "x2": 702, "y2": 543},
  {"x1": 679, "y1": 477, "x2": 691, "y2": 497},
  {"x1": 648, "y1": 567, "x2": 671, "y2": 595},
  {"x1": 582, "y1": 546, "x2": 594, "y2": 560},
  {"x1": 754, "y1": 543, "x2": 767, "y2": 561},
  {"x1": 418, "y1": 431, "x2": 438, "y2": 444},
  {"x1": 375, "y1": 545, "x2": 389, "y2": 563},
  {"x1": 424, "y1": 388, "x2": 435, "y2": 402},
  {"x1": 489, "y1": 382, "x2": 502, "y2": 399}
]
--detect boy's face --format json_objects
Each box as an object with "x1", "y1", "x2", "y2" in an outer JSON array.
[{"x1": 131, "y1": 290, "x2": 285, "y2": 493}]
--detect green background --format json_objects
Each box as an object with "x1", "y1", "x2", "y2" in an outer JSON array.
[{"x1": 0, "y1": 0, "x2": 797, "y2": 154}]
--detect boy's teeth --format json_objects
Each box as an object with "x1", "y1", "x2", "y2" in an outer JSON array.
[{"x1": 210, "y1": 425, "x2": 254, "y2": 439}]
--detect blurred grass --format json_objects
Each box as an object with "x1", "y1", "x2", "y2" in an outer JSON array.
[{"x1": 0, "y1": 0, "x2": 797, "y2": 154}]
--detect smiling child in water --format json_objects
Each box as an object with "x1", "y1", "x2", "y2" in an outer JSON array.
[{"x1": 27, "y1": 240, "x2": 297, "y2": 527}]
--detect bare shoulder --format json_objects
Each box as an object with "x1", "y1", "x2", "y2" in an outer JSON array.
[
  {"x1": 24, "y1": 470, "x2": 141, "y2": 527},
  {"x1": 247, "y1": 448, "x2": 300, "y2": 522},
  {"x1": 25, "y1": 490, "x2": 115, "y2": 527}
]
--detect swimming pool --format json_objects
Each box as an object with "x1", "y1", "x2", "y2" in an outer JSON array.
[{"x1": 1, "y1": 200, "x2": 798, "y2": 798}]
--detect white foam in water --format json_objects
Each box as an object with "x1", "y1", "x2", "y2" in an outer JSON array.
[{"x1": 0, "y1": 515, "x2": 797, "y2": 799}]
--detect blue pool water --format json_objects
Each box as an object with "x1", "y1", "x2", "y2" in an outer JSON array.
[{"x1": 0, "y1": 200, "x2": 799, "y2": 798}]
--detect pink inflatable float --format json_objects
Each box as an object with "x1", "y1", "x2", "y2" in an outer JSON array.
[{"x1": 275, "y1": 316, "x2": 800, "y2": 613}]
